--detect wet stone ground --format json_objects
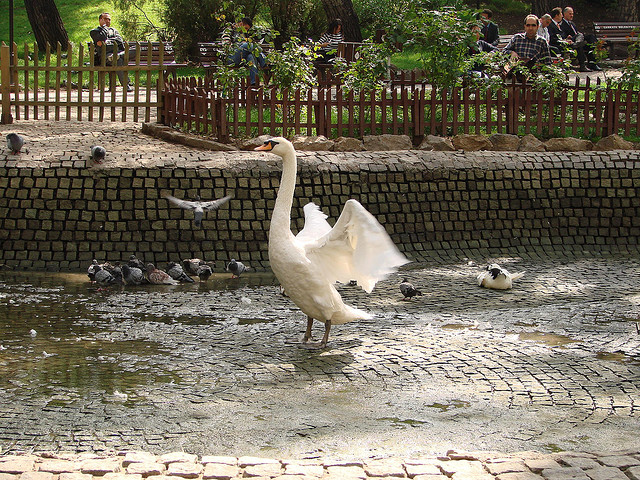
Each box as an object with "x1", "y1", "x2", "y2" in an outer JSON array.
[{"x1": 1, "y1": 255, "x2": 640, "y2": 460}]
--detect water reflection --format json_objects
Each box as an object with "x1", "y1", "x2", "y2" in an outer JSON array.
[{"x1": 0, "y1": 271, "x2": 278, "y2": 401}]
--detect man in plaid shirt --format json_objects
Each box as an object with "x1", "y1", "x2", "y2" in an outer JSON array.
[{"x1": 503, "y1": 14, "x2": 551, "y2": 67}]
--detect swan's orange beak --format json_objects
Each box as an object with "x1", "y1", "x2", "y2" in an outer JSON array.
[{"x1": 254, "y1": 142, "x2": 273, "y2": 151}]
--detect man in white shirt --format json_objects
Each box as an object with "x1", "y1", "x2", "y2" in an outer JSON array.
[{"x1": 537, "y1": 14, "x2": 552, "y2": 44}]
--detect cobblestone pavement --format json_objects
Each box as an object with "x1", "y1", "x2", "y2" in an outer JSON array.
[
  {"x1": 2, "y1": 120, "x2": 640, "y2": 478},
  {"x1": 3, "y1": 448, "x2": 640, "y2": 480}
]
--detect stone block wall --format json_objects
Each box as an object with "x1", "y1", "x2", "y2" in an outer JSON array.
[{"x1": 1, "y1": 150, "x2": 639, "y2": 271}]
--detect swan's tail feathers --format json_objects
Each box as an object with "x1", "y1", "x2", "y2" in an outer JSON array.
[
  {"x1": 332, "y1": 304, "x2": 373, "y2": 325},
  {"x1": 511, "y1": 271, "x2": 526, "y2": 282}
]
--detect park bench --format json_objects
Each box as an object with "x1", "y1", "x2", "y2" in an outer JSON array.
[
  {"x1": 315, "y1": 41, "x2": 364, "y2": 84},
  {"x1": 497, "y1": 34, "x2": 513, "y2": 49},
  {"x1": 89, "y1": 41, "x2": 187, "y2": 78},
  {"x1": 593, "y1": 22, "x2": 640, "y2": 58}
]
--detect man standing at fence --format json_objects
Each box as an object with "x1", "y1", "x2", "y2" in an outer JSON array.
[
  {"x1": 90, "y1": 13, "x2": 133, "y2": 91},
  {"x1": 503, "y1": 14, "x2": 551, "y2": 69}
]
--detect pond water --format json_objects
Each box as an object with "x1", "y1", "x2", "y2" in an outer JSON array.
[
  {"x1": 0, "y1": 271, "x2": 280, "y2": 403},
  {"x1": 2, "y1": 259, "x2": 640, "y2": 458}
]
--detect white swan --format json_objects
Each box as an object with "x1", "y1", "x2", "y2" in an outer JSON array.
[{"x1": 255, "y1": 137, "x2": 409, "y2": 347}]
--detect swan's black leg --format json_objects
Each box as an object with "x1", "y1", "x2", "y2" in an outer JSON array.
[
  {"x1": 319, "y1": 320, "x2": 331, "y2": 347},
  {"x1": 303, "y1": 316, "x2": 314, "y2": 342}
]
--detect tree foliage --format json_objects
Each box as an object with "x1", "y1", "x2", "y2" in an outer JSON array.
[
  {"x1": 385, "y1": 3, "x2": 478, "y2": 90},
  {"x1": 267, "y1": 37, "x2": 319, "y2": 91}
]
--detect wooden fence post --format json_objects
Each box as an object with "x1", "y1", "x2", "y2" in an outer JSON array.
[{"x1": 1, "y1": 43, "x2": 14, "y2": 124}]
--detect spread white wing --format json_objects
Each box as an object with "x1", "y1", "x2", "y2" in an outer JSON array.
[
  {"x1": 165, "y1": 195, "x2": 198, "y2": 211},
  {"x1": 301, "y1": 199, "x2": 409, "y2": 293},
  {"x1": 201, "y1": 195, "x2": 233, "y2": 211}
]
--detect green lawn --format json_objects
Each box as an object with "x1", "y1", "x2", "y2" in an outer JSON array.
[{"x1": 0, "y1": 0, "x2": 165, "y2": 47}]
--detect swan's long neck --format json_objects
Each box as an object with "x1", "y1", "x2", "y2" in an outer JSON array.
[{"x1": 271, "y1": 147, "x2": 297, "y2": 233}]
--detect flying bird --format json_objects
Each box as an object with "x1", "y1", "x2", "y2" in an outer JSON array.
[
  {"x1": 165, "y1": 194, "x2": 232, "y2": 228},
  {"x1": 90, "y1": 145, "x2": 106, "y2": 163},
  {"x1": 399, "y1": 279, "x2": 422, "y2": 300},
  {"x1": 477, "y1": 263, "x2": 525, "y2": 290},
  {"x1": 6, "y1": 133, "x2": 24, "y2": 154},
  {"x1": 255, "y1": 137, "x2": 408, "y2": 348},
  {"x1": 226, "y1": 258, "x2": 249, "y2": 278}
]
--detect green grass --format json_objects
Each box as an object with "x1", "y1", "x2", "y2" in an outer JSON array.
[
  {"x1": 0, "y1": 0, "x2": 166, "y2": 48},
  {"x1": 390, "y1": 49, "x2": 422, "y2": 71}
]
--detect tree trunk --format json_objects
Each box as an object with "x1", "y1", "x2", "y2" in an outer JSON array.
[
  {"x1": 530, "y1": 0, "x2": 552, "y2": 17},
  {"x1": 24, "y1": 0, "x2": 69, "y2": 50},
  {"x1": 319, "y1": 0, "x2": 362, "y2": 42},
  {"x1": 614, "y1": 0, "x2": 638, "y2": 21}
]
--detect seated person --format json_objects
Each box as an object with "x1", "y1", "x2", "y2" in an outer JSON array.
[
  {"x1": 560, "y1": 6, "x2": 601, "y2": 71},
  {"x1": 468, "y1": 25, "x2": 497, "y2": 77},
  {"x1": 317, "y1": 19, "x2": 344, "y2": 62},
  {"x1": 89, "y1": 12, "x2": 132, "y2": 91},
  {"x1": 226, "y1": 17, "x2": 267, "y2": 86},
  {"x1": 480, "y1": 9, "x2": 500, "y2": 47},
  {"x1": 503, "y1": 14, "x2": 551, "y2": 70}
]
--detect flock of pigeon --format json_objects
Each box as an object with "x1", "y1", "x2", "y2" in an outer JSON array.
[{"x1": 87, "y1": 255, "x2": 250, "y2": 287}]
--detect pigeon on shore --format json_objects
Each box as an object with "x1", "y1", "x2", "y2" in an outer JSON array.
[
  {"x1": 166, "y1": 262, "x2": 195, "y2": 283},
  {"x1": 226, "y1": 258, "x2": 249, "y2": 278},
  {"x1": 477, "y1": 263, "x2": 525, "y2": 290},
  {"x1": 90, "y1": 145, "x2": 106, "y2": 164},
  {"x1": 165, "y1": 194, "x2": 232, "y2": 228},
  {"x1": 128, "y1": 254, "x2": 146, "y2": 271},
  {"x1": 145, "y1": 263, "x2": 178, "y2": 285},
  {"x1": 399, "y1": 279, "x2": 423, "y2": 300},
  {"x1": 6, "y1": 133, "x2": 24, "y2": 154}
]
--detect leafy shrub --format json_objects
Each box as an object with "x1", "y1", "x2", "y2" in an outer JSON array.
[
  {"x1": 267, "y1": 37, "x2": 318, "y2": 91},
  {"x1": 334, "y1": 40, "x2": 393, "y2": 93}
]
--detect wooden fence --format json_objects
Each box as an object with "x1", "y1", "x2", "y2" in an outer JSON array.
[
  {"x1": 0, "y1": 41, "x2": 179, "y2": 124},
  {"x1": 163, "y1": 75, "x2": 640, "y2": 142}
]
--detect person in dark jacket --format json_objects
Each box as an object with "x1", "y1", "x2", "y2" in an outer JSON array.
[
  {"x1": 90, "y1": 13, "x2": 132, "y2": 91},
  {"x1": 547, "y1": 7, "x2": 565, "y2": 56},
  {"x1": 480, "y1": 9, "x2": 500, "y2": 46},
  {"x1": 560, "y1": 6, "x2": 601, "y2": 71}
]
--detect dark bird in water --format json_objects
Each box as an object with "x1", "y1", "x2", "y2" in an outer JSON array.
[
  {"x1": 90, "y1": 145, "x2": 106, "y2": 163},
  {"x1": 6, "y1": 133, "x2": 25, "y2": 154},
  {"x1": 93, "y1": 264, "x2": 121, "y2": 286},
  {"x1": 183, "y1": 259, "x2": 215, "y2": 281},
  {"x1": 166, "y1": 262, "x2": 195, "y2": 283},
  {"x1": 121, "y1": 264, "x2": 145, "y2": 285},
  {"x1": 399, "y1": 279, "x2": 422, "y2": 300},
  {"x1": 165, "y1": 194, "x2": 232, "y2": 228},
  {"x1": 226, "y1": 258, "x2": 249, "y2": 278},
  {"x1": 196, "y1": 263, "x2": 213, "y2": 281}
]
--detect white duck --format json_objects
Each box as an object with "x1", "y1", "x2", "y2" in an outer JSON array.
[{"x1": 255, "y1": 137, "x2": 409, "y2": 348}]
